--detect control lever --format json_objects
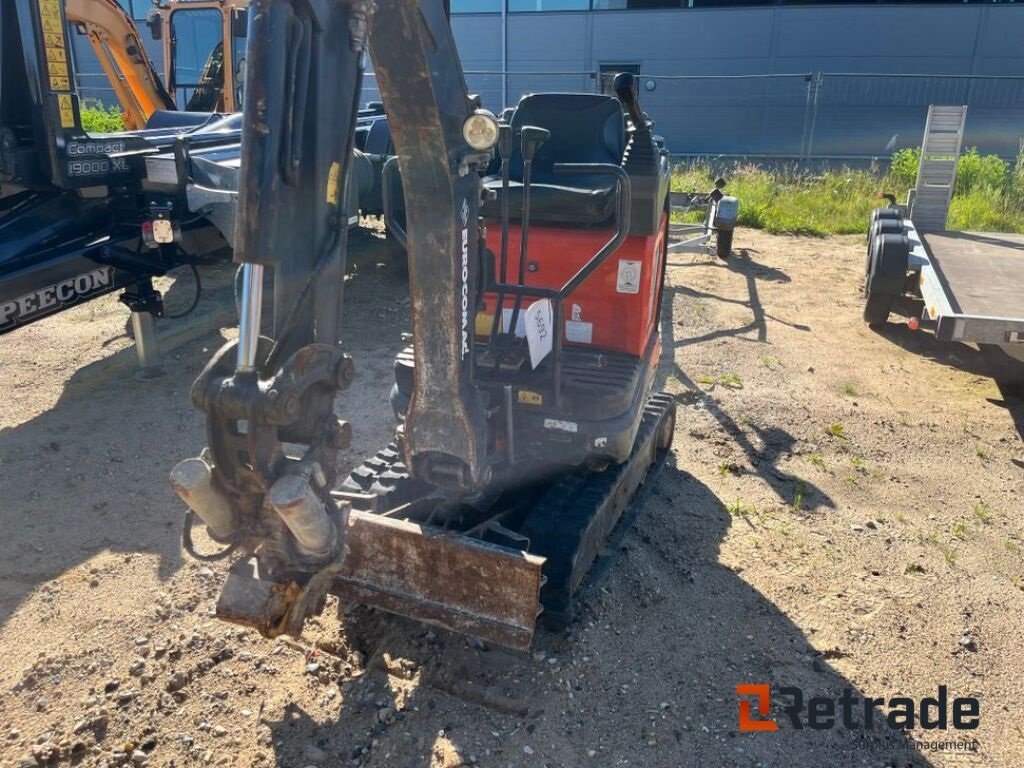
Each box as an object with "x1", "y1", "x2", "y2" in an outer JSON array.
[
  {"x1": 613, "y1": 71, "x2": 647, "y2": 131},
  {"x1": 488, "y1": 123, "x2": 515, "y2": 346},
  {"x1": 506, "y1": 125, "x2": 551, "y2": 342}
]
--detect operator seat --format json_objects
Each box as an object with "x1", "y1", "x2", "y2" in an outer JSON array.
[{"x1": 483, "y1": 93, "x2": 626, "y2": 227}]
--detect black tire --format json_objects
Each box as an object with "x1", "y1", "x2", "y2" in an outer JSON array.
[
  {"x1": 863, "y1": 233, "x2": 910, "y2": 327},
  {"x1": 864, "y1": 219, "x2": 903, "y2": 285},
  {"x1": 716, "y1": 228, "x2": 733, "y2": 259},
  {"x1": 863, "y1": 291, "x2": 897, "y2": 326},
  {"x1": 870, "y1": 206, "x2": 901, "y2": 225}
]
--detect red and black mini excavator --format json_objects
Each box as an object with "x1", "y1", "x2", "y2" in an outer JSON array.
[{"x1": 171, "y1": 0, "x2": 677, "y2": 650}]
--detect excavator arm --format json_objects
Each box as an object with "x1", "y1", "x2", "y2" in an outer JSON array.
[
  {"x1": 172, "y1": 0, "x2": 542, "y2": 646},
  {"x1": 64, "y1": 0, "x2": 175, "y2": 130}
]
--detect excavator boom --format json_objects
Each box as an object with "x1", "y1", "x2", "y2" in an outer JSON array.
[{"x1": 174, "y1": 0, "x2": 538, "y2": 646}]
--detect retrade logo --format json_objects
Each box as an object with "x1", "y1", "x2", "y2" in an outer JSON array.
[
  {"x1": 736, "y1": 684, "x2": 980, "y2": 732},
  {"x1": 737, "y1": 684, "x2": 779, "y2": 732}
]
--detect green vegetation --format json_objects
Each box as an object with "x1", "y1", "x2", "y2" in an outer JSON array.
[
  {"x1": 697, "y1": 371, "x2": 744, "y2": 390},
  {"x1": 972, "y1": 503, "x2": 993, "y2": 524},
  {"x1": 726, "y1": 498, "x2": 756, "y2": 517},
  {"x1": 672, "y1": 144, "x2": 1024, "y2": 236},
  {"x1": 790, "y1": 481, "x2": 806, "y2": 513},
  {"x1": 80, "y1": 103, "x2": 125, "y2": 133},
  {"x1": 825, "y1": 423, "x2": 847, "y2": 439}
]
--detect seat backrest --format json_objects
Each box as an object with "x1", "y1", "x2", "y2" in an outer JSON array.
[{"x1": 508, "y1": 93, "x2": 625, "y2": 185}]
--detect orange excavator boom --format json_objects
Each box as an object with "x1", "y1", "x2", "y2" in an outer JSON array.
[{"x1": 64, "y1": 0, "x2": 175, "y2": 130}]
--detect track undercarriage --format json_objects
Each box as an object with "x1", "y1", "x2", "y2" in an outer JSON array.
[{"x1": 215, "y1": 393, "x2": 675, "y2": 650}]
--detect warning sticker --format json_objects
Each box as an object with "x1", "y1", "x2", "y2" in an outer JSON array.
[
  {"x1": 37, "y1": 0, "x2": 70, "y2": 93},
  {"x1": 58, "y1": 94, "x2": 74, "y2": 128},
  {"x1": 325, "y1": 161, "x2": 341, "y2": 205},
  {"x1": 616, "y1": 260, "x2": 641, "y2": 294},
  {"x1": 517, "y1": 390, "x2": 543, "y2": 406}
]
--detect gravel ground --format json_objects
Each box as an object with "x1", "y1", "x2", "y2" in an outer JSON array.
[{"x1": 0, "y1": 228, "x2": 1021, "y2": 768}]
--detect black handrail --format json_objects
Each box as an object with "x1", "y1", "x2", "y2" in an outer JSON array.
[{"x1": 483, "y1": 162, "x2": 632, "y2": 407}]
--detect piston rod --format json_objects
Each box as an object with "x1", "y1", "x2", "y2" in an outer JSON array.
[{"x1": 236, "y1": 263, "x2": 264, "y2": 373}]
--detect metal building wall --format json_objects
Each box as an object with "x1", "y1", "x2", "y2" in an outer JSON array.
[
  {"x1": 444, "y1": 4, "x2": 1024, "y2": 160},
  {"x1": 69, "y1": 4, "x2": 1024, "y2": 160}
]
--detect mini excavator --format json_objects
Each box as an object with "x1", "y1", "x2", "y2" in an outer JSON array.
[{"x1": 171, "y1": 0, "x2": 677, "y2": 650}]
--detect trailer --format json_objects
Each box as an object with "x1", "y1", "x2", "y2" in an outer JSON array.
[{"x1": 864, "y1": 106, "x2": 1024, "y2": 355}]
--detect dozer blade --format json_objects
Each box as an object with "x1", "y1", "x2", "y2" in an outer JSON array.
[{"x1": 332, "y1": 511, "x2": 546, "y2": 651}]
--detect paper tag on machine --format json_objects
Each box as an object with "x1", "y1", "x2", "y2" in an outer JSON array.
[{"x1": 524, "y1": 298, "x2": 553, "y2": 369}]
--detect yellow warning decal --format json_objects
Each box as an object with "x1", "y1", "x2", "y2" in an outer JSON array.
[
  {"x1": 37, "y1": 0, "x2": 70, "y2": 93},
  {"x1": 474, "y1": 312, "x2": 493, "y2": 335},
  {"x1": 517, "y1": 390, "x2": 543, "y2": 406},
  {"x1": 325, "y1": 161, "x2": 341, "y2": 205},
  {"x1": 58, "y1": 94, "x2": 74, "y2": 128}
]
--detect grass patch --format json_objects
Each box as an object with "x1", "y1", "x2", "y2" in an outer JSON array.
[
  {"x1": 953, "y1": 520, "x2": 969, "y2": 540},
  {"x1": 972, "y1": 503, "x2": 993, "y2": 524},
  {"x1": 825, "y1": 423, "x2": 848, "y2": 440},
  {"x1": 726, "y1": 498, "x2": 757, "y2": 517},
  {"x1": 790, "y1": 481, "x2": 806, "y2": 512},
  {"x1": 672, "y1": 145, "x2": 1024, "y2": 236},
  {"x1": 697, "y1": 371, "x2": 744, "y2": 390}
]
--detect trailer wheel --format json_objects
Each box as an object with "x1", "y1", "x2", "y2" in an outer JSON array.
[
  {"x1": 863, "y1": 233, "x2": 910, "y2": 327},
  {"x1": 863, "y1": 291, "x2": 898, "y2": 326},
  {"x1": 864, "y1": 218, "x2": 903, "y2": 288},
  {"x1": 870, "y1": 206, "x2": 901, "y2": 225},
  {"x1": 716, "y1": 228, "x2": 733, "y2": 260}
]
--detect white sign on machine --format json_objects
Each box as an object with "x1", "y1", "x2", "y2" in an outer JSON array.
[
  {"x1": 565, "y1": 302, "x2": 593, "y2": 344},
  {"x1": 617, "y1": 259, "x2": 642, "y2": 294},
  {"x1": 523, "y1": 298, "x2": 553, "y2": 369}
]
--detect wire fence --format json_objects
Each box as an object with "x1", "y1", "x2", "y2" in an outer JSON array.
[
  {"x1": 76, "y1": 66, "x2": 1024, "y2": 164},
  {"x1": 361, "y1": 70, "x2": 1024, "y2": 164}
]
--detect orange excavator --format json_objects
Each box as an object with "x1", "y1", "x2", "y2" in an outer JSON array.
[
  {"x1": 64, "y1": 0, "x2": 176, "y2": 129},
  {"x1": 146, "y1": 0, "x2": 250, "y2": 113}
]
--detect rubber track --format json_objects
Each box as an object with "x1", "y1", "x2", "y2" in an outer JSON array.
[{"x1": 518, "y1": 392, "x2": 676, "y2": 627}]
